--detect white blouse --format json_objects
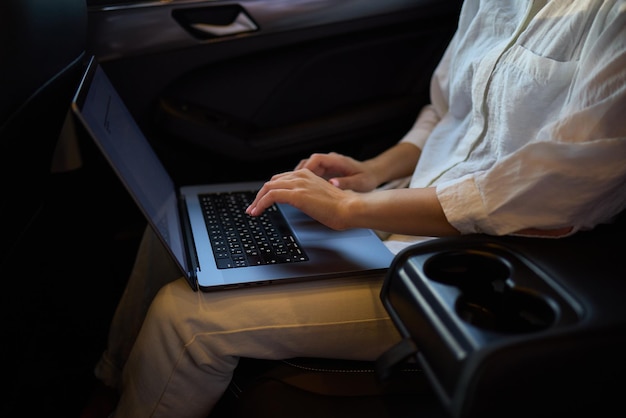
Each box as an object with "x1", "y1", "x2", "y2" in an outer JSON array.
[{"x1": 400, "y1": 0, "x2": 626, "y2": 236}]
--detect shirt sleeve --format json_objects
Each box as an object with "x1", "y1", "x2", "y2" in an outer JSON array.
[
  {"x1": 439, "y1": 137, "x2": 626, "y2": 236},
  {"x1": 398, "y1": 104, "x2": 441, "y2": 150}
]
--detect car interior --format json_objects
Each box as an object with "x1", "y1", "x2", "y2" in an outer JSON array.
[{"x1": 2, "y1": 0, "x2": 624, "y2": 417}]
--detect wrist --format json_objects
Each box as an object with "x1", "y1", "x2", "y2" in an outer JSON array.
[
  {"x1": 366, "y1": 142, "x2": 421, "y2": 187},
  {"x1": 363, "y1": 157, "x2": 389, "y2": 187},
  {"x1": 338, "y1": 191, "x2": 365, "y2": 230}
]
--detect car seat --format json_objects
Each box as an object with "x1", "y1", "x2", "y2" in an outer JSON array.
[
  {"x1": 0, "y1": 0, "x2": 87, "y2": 267},
  {"x1": 215, "y1": 356, "x2": 446, "y2": 418}
]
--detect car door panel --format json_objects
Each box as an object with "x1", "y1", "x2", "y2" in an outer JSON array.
[
  {"x1": 89, "y1": 0, "x2": 460, "y2": 59},
  {"x1": 87, "y1": 0, "x2": 462, "y2": 183}
]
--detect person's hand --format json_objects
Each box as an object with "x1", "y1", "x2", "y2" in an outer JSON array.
[
  {"x1": 246, "y1": 168, "x2": 359, "y2": 230},
  {"x1": 295, "y1": 152, "x2": 381, "y2": 192}
]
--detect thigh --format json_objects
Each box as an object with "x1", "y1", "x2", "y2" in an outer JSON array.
[{"x1": 151, "y1": 274, "x2": 402, "y2": 361}]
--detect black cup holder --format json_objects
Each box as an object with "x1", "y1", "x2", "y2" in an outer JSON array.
[{"x1": 423, "y1": 250, "x2": 556, "y2": 333}]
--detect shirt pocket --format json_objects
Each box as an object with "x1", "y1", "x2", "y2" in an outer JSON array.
[
  {"x1": 487, "y1": 44, "x2": 579, "y2": 154},
  {"x1": 502, "y1": 44, "x2": 578, "y2": 84}
]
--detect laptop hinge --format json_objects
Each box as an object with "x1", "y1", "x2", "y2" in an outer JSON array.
[{"x1": 178, "y1": 195, "x2": 200, "y2": 291}]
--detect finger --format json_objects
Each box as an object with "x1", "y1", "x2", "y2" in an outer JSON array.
[
  {"x1": 246, "y1": 186, "x2": 273, "y2": 216},
  {"x1": 246, "y1": 178, "x2": 275, "y2": 215},
  {"x1": 295, "y1": 152, "x2": 325, "y2": 171},
  {"x1": 246, "y1": 192, "x2": 270, "y2": 216},
  {"x1": 328, "y1": 171, "x2": 357, "y2": 190},
  {"x1": 247, "y1": 184, "x2": 297, "y2": 216},
  {"x1": 297, "y1": 153, "x2": 329, "y2": 176},
  {"x1": 329, "y1": 173, "x2": 369, "y2": 192},
  {"x1": 269, "y1": 171, "x2": 294, "y2": 181},
  {"x1": 246, "y1": 172, "x2": 299, "y2": 215},
  {"x1": 294, "y1": 158, "x2": 308, "y2": 170}
]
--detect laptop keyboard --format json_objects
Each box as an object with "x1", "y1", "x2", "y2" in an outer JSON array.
[{"x1": 199, "y1": 191, "x2": 309, "y2": 269}]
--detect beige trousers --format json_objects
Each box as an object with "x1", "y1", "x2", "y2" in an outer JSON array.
[{"x1": 97, "y1": 227, "x2": 425, "y2": 418}]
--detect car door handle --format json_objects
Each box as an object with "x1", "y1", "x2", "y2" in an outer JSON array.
[
  {"x1": 173, "y1": 6, "x2": 259, "y2": 39},
  {"x1": 189, "y1": 11, "x2": 257, "y2": 36}
]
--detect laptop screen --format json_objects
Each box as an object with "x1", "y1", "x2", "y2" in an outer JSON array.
[{"x1": 73, "y1": 59, "x2": 188, "y2": 273}]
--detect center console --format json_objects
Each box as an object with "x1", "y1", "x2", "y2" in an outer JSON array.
[{"x1": 379, "y1": 219, "x2": 626, "y2": 417}]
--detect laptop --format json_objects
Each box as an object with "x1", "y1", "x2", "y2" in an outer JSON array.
[{"x1": 71, "y1": 56, "x2": 394, "y2": 292}]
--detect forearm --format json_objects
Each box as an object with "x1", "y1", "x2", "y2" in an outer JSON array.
[
  {"x1": 342, "y1": 187, "x2": 459, "y2": 236},
  {"x1": 363, "y1": 142, "x2": 421, "y2": 186}
]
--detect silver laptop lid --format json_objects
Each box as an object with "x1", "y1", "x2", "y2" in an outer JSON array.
[{"x1": 72, "y1": 57, "x2": 190, "y2": 279}]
